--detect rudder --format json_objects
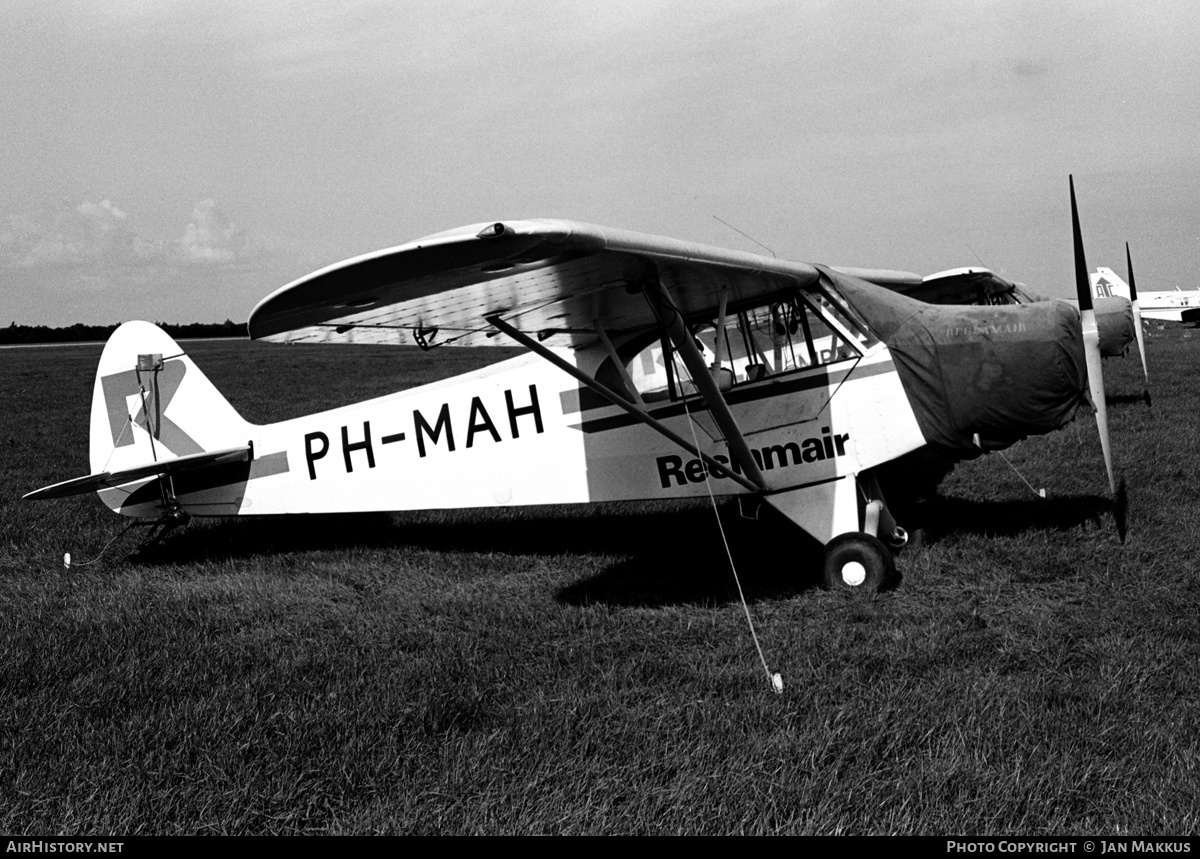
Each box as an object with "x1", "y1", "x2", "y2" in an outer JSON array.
[{"x1": 89, "y1": 321, "x2": 250, "y2": 479}]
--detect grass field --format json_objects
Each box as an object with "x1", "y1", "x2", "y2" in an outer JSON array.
[{"x1": 2, "y1": 329, "x2": 1199, "y2": 835}]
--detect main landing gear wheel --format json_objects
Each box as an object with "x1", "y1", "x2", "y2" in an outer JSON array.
[{"x1": 822, "y1": 532, "x2": 895, "y2": 593}]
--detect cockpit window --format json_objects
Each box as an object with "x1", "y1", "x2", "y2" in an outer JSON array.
[
  {"x1": 807, "y1": 293, "x2": 878, "y2": 356},
  {"x1": 621, "y1": 290, "x2": 875, "y2": 402}
]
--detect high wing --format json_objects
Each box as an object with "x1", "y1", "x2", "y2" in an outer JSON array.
[
  {"x1": 828, "y1": 266, "x2": 923, "y2": 292},
  {"x1": 896, "y1": 266, "x2": 1038, "y2": 305},
  {"x1": 249, "y1": 219, "x2": 825, "y2": 349},
  {"x1": 832, "y1": 264, "x2": 1061, "y2": 308}
]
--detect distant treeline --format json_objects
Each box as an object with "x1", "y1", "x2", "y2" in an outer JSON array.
[{"x1": 1, "y1": 320, "x2": 246, "y2": 345}]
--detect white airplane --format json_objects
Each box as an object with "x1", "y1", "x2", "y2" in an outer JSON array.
[
  {"x1": 24, "y1": 178, "x2": 1116, "y2": 593},
  {"x1": 1092, "y1": 257, "x2": 1200, "y2": 325}
]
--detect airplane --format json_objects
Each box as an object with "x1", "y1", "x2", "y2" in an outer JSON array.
[
  {"x1": 24, "y1": 178, "x2": 1116, "y2": 595},
  {"x1": 1092, "y1": 256, "x2": 1200, "y2": 325}
]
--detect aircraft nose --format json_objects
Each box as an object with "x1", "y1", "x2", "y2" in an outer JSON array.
[
  {"x1": 828, "y1": 270, "x2": 1089, "y2": 457},
  {"x1": 900, "y1": 300, "x2": 1088, "y2": 453}
]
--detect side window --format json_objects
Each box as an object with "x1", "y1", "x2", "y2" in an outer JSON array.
[
  {"x1": 803, "y1": 300, "x2": 856, "y2": 364},
  {"x1": 620, "y1": 291, "x2": 872, "y2": 401},
  {"x1": 807, "y1": 293, "x2": 876, "y2": 358},
  {"x1": 693, "y1": 317, "x2": 755, "y2": 386},
  {"x1": 744, "y1": 299, "x2": 812, "y2": 376},
  {"x1": 625, "y1": 338, "x2": 674, "y2": 402}
]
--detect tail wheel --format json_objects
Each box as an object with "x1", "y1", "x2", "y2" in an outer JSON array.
[{"x1": 822, "y1": 533, "x2": 895, "y2": 593}]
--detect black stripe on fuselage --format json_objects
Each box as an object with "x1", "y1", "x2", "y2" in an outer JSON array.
[{"x1": 564, "y1": 359, "x2": 892, "y2": 434}]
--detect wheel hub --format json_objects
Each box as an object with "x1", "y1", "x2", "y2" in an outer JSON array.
[{"x1": 841, "y1": 560, "x2": 867, "y2": 587}]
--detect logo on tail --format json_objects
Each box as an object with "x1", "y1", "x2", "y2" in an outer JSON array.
[{"x1": 100, "y1": 357, "x2": 203, "y2": 456}]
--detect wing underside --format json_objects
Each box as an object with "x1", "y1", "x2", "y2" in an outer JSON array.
[{"x1": 248, "y1": 219, "x2": 822, "y2": 349}]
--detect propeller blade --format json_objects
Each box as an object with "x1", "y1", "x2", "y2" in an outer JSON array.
[
  {"x1": 1126, "y1": 242, "x2": 1150, "y2": 393},
  {"x1": 1070, "y1": 175, "x2": 1116, "y2": 495}
]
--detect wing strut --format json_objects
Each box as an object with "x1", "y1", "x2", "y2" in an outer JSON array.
[
  {"x1": 593, "y1": 321, "x2": 645, "y2": 407},
  {"x1": 645, "y1": 278, "x2": 770, "y2": 490},
  {"x1": 487, "y1": 315, "x2": 763, "y2": 493}
]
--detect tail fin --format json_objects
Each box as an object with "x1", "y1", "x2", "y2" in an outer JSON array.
[
  {"x1": 24, "y1": 322, "x2": 263, "y2": 517},
  {"x1": 1090, "y1": 267, "x2": 1131, "y2": 301},
  {"x1": 89, "y1": 321, "x2": 249, "y2": 477}
]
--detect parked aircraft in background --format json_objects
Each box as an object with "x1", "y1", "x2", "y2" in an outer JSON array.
[
  {"x1": 25, "y1": 179, "x2": 1117, "y2": 594},
  {"x1": 1093, "y1": 261, "x2": 1200, "y2": 325}
]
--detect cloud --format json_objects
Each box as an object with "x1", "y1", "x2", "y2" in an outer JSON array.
[
  {"x1": 174, "y1": 199, "x2": 248, "y2": 265},
  {"x1": 0, "y1": 199, "x2": 160, "y2": 269},
  {"x1": 1, "y1": 198, "x2": 252, "y2": 271}
]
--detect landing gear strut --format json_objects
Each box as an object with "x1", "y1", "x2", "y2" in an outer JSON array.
[{"x1": 820, "y1": 487, "x2": 904, "y2": 593}]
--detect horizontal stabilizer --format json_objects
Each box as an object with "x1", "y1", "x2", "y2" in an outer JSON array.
[{"x1": 23, "y1": 445, "x2": 252, "y2": 501}]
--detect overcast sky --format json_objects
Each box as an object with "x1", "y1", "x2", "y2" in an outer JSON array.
[{"x1": 3, "y1": 0, "x2": 1198, "y2": 326}]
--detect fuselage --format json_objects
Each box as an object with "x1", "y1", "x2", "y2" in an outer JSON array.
[{"x1": 107, "y1": 335, "x2": 926, "y2": 520}]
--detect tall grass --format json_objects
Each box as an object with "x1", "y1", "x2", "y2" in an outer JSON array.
[{"x1": 2, "y1": 329, "x2": 1198, "y2": 834}]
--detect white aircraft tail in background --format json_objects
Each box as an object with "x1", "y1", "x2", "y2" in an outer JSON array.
[{"x1": 1092, "y1": 263, "x2": 1200, "y2": 325}]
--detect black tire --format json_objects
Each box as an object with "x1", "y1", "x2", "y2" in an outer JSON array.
[{"x1": 822, "y1": 532, "x2": 895, "y2": 593}]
